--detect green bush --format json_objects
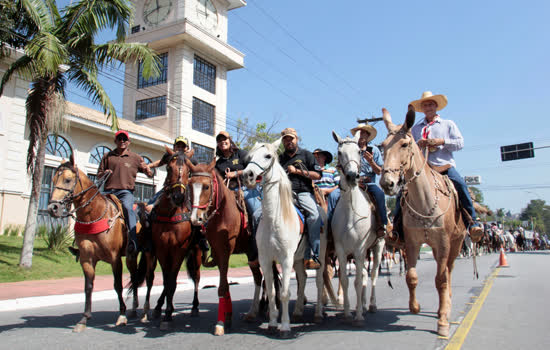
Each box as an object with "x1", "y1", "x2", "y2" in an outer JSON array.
[
  {"x1": 2, "y1": 224, "x2": 24, "y2": 237},
  {"x1": 36, "y1": 225, "x2": 48, "y2": 238},
  {"x1": 42, "y1": 225, "x2": 73, "y2": 251}
]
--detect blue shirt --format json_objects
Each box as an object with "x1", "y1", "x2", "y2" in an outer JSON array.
[
  {"x1": 411, "y1": 116, "x2": 464, "y2": 167},
  {"x1": 314, "y1": 165, "x2": 340, "y2": 189},
  {"x1": 360, "y1": 144, "x2": 383, "y2": 184}
]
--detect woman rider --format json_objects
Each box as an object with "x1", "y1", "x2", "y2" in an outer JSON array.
[{"x1": 215, "y1": 131, "x2": 262, "y2": 267}]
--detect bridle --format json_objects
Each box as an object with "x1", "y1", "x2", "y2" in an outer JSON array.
[
  {"x1": 164, "y1": 155, "x2": 187, "y2": 196},
  {"x1": 336, "y1": 139, "x2": 361, "y2": 178},
  {"x1": 247, "y1": 146, "x2": 276, "y2": 185},
  {"x1": 189, "y1": 170, "x2": 220, "y2": 227}
]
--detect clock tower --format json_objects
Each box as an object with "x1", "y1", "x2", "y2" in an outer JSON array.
[{"x1": 123, "y1": 0, "x2": 246, "y2": 162}]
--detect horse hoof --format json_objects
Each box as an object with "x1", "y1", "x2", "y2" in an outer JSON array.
[
  {"x1": 214, "y1": 323, "x2": 225, "y2": 336},
  {"x1": 438, "y1": 324, "x2": 450, "y2": 338},
  {"x1": 410, "y1": 303, "x2": 421, "y2": 314},
  {"x1": 115, "y1": 315, "x2": 128, "y2": 326},
  {"x1": 313, "y1": 315, "x2": 323, "y2": 324},
  {"x1": 290, "y1": 314, "x2": 303, "y2": 323},
  {"x1": 368, "y1": 305, "x2": 377, "y2": 313},
  {"x1": 160, "y1": 321, "x2": 171, "y2": 331},
  {"x1": 243, "y1": 313, "x2": 256, "y2": 323},
  {"x1": 191, "y1": 308, "x2": 199, "y2": 318},
  {"x1": 343, "y1": 316, "x2": 353, "y2": 324},
  {"x1": 267, "y1": 325, "x2": 278, "y2": 334},
  {"x1": 73, "y1": 324, "x2": 86, "y2": 333},
  {"x1": 127, "y1": 310, "x2": 138, "y2": 319},
  {"x1": 280, "y1": 330, "x2": 293, "y2": 339},
  {"x1": 352, "y1": 319, "x2": 364, "y2": 327},
  {"x1": 140, "y1": 314, "x2": 149, "y2": 323},
  {"x1": 153, "y1": 309, "x2": 162, "y2": 319}
]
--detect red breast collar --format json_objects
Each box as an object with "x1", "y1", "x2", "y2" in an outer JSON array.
[{"x1": 74, "y1": 218, "x2": 110, "y2": 234}]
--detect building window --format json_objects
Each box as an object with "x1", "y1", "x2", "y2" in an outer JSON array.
[
  {"x1": 134, "y1": 182, "x2": 155, "y2": 203},
  {"x1": 192, "y1": 143, "x2": 214, "y2": 163},
  {"x1": 46, "y1": 134, "x2": 72, "y2": 158},
  {"x1": 194, "y1": 55, "x2": 216, "y2": 93},
  {"x1": 141, "y1": 155, "x2": 156, "y2": 175},
  {"x1": 131, "y1": 25, "x2": 141, "y2": 34},
  {"x1": 136, "y1": 96, "x2": 167, "y2": 120},
  {"x1": 89, "y1": 145, "x2": 112, "y2": 164},
  {"x1": 192, "y1": 97, "x2": 215, "y2": 135},
  {"x1": 138, "y1": 52, "x2": 168, "y2": 88}
]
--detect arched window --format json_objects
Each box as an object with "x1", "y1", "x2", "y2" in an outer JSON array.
[
  {"x1": 89, "y1": 145, "x2": 112, "y2": 165},
  {"x1": 141, "y1": 155, "x2": 156, "y2": 176},
  {"x1": 46, "y1": 134, "x2": 72, "y2": 158}
]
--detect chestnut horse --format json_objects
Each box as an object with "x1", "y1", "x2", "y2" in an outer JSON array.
[
  {"x1": 186, "y1": 159, "x2": 263, "y2": 336},
  {"x1": 47, "y1": 155, "x2": 139, "y2": 332},
  {"x1": 379, "y1": 107, "x2": 467, "y2": 337}
]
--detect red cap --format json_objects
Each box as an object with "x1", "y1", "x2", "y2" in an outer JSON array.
[{"x1": 115, "y1": 130, "x2": 129, "y2": 140}]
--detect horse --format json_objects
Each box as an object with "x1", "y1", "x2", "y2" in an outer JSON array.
[
  {"x1": 186, "y1": 158, "x2": 264, "y2": 336},
  {"x1": 241, "y1": 139, "x2": 313, "y2": 338},
  {"x1": 379, "y1": 106, "x2": 467, "y2": 337},
  {"x1": 47, "y1": 154, "x2": 139, "y2": 332},
  {"x1": 130, "y1": 148, "x2": 202, "y2": 329},
  {"x1": 315, "y1": 131, "x2": 385, "y2": 326}
]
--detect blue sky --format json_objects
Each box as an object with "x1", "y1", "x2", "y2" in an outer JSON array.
[{"x1": 60, "y1": 0, "x2": 550, "y2": 214}]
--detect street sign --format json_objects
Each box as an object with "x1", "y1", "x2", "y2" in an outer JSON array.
[
  {"x1": 500, "y1": 142, "x2": 534, "y2": 161},
  {"x1": 464, "y1": 175, "x2": 481, "y2": 185}
]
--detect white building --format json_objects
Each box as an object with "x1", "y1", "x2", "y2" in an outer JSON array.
[{"x1": 0, "y1": 0, "x2": 246, "y2": 233}]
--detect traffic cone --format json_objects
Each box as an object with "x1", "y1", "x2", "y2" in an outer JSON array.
[{"x1": 498, "y1": 248, "x2": 509, "y2": 267}]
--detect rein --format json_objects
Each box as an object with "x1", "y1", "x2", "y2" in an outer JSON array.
[{"x1": 190, "y1": 170, "x2": 220, "y2": 226}]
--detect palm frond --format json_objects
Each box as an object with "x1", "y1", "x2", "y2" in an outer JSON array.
[
  {"x1": 25, "y1": 31, "x2": 68, "y2": 75},
  {"x1": 20, "y1": 0, "x2": 55, "y2": 31},
  {"x1": 71, "y1": 68, "x2": 119, "y2": 130},
  {"x1": 94, "y1": 42, "x2": 161, "y2": 79},
  {"x1": 0, "y1": 55, "x2": 35, "y2": 96}
]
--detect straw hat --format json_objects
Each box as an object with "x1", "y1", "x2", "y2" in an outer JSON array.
[
  {"x1": 409, "y1": 91, "x2": 448, "y2": 112},
  {"x1": 313, "y1": 148, "x2": 333, "y2": 164},
  {"x1": 350, "y1": 123, "x2": 377, "y2": 142}
]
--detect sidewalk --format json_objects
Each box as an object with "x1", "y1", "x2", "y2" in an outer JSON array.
[{"x1": 0, "y1": 266, "x2": 254, "y2": 312}]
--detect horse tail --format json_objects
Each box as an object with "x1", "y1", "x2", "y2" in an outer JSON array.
[
  {"x1": 186, "y1": 246, "x2": 199, "y2": 285},
  {"x1": 127, "y1": 251, "x2": 148, "y2": 295}
]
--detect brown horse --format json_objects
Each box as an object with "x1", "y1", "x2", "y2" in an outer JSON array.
[
  {"x1": 379, "y1": 107, "x2": 467, "y2": 337},
  {"x1": 136, "y1": 148, "x2": 202, "y2": 330},
  {"x1": 47, "y1": 155, "x2": 139, "y2": 332},
  {"x1": 186, "y1": 159, "x2": 264, "y2": 336}
]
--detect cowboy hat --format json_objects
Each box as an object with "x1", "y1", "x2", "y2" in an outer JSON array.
[
  {"x1": 313, "y1": 148, "x2": 333, "y2": 164},
  {"x1": 350, "y1": 123, "x2": 377, "y2": 142},
  {"x1": 409, "y1": 91, "x2": 448, "y2": 112}
]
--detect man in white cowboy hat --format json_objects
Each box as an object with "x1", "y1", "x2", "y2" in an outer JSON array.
[
  {"x1": 391, "y1": 91, "x2": 483, "y2": 243},
  {"x1": 326, "y1": 123, "x2": 388, "y2": 238}
]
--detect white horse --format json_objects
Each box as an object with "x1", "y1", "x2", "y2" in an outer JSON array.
[
  {"x1": 242, "y1": 138, "x2": 310, "y2": 338},
  {"x1": 315, "y1": 131, "x2": 385, "y2": 326}
]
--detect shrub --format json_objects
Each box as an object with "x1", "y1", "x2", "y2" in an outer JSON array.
[
  {"x1": 2, "y1": 224, "x2": 24, "y2": 237},
  {"x1": 36, "y1": 225, "x2": 48, "y2": 238},
  {"x1": 42, "y1": 225, "x2": 73, "y2": 251}
]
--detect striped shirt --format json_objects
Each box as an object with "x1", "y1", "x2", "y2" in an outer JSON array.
[{"x1": 314, "y1": 165, "x2": 340, "y2": 189}]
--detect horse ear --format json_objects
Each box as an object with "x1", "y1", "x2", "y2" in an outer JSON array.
[
  {"x1": 353, "y1": 131, "x2": 360, "y2": 143},
  {"x1": 185, "y1": 157, "x2": 195, "y2": 170},
  {"x1": 382, "y1": 108, "x2": 395, "y2": 131},
  {"x1": 165, "y1": 145, "x2": 173, "y2": 155},
  {"x1": 69, "y1": 153, "x2": 75, "y2": 166},
  {"x1": 405, "y1": 104, "x2": 416, "y2": 131},
  {"x1": 186, "y1": 149, "x2": 195, "y2": 158},
  {"x1": 272, "y1": 137, "x2": 282, "y2": 151},
  {"x1": 332, "y1": 131, "x2": 342, "y2": 144},
  {"x1": 207, "y1": 158, "x2": 216, "y2": 171}
]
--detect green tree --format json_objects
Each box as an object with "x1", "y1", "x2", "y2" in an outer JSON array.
[
  {"x1": 520, "y1": 199, "x2": 548, "y2": 233},
  {"x1": 0, "y1": 0, "x2": 36, "y2": 57},
  {"x1": 0, "y1": 0, "x2": 160, "y2": 268},
  {"x1": 234, "y1": 117, "x2": 281, "y2": 151},
  {"x1": 469, "y1": 186, "x2": 484, "y2": 204}
]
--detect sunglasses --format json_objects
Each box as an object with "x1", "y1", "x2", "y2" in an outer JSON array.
[{"x1": 116, "y1": 136, "x2": 129, "y2": 142}]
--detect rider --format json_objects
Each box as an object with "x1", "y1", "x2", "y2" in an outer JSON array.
[
  {"x1": 390, "y1": 91, "x2": 484, "y2": 243},
  {"x1": 279, "y1": 128, "x2": 323, "y2": 269},
  {"x1": 326, "y1": 123, "x2": 388, "y2": 238},
  {"x1": 97, "y1": 130, "x2": 153, "y2": 256},
  {"x1": 312, "y1": 148, "x2": 339, "y2": 199},
  {"x1": 215, "y1": 131, "x2": 262, "y2": 268}
]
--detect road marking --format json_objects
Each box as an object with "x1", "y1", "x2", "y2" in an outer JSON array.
[{"x1": 445, "y1": 267, "x2": 500, "y2": 350}]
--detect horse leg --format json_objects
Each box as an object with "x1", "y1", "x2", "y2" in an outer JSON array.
[
  {"x1": 214, "y1": 259, "x2": 232, "y2": 336},
  {"x1": 160, "y1": 270, "x2": 177, "y2": 331},
  {"x1": 125, "y1": 254, "x2": 139, "y2": 319},
  {"x1": 291, "y1": 257, "x2": 307, "y2": 323},
  {"x1": 279, "y1": 256, "x2": 294, "y2": 338},
  {"x1": 244, "y1": 264, "x2": 262, "y2": 321},
  {"x1": 405, "y1": 241, "x2": 421, "y2": 314},
  {"x1": 261, "y1": 257, "x2": 278, "y2": 333},
  {"x1": 113, "y1": 257, "x2": 129, "y2": 326},
  {"x1": 352, "y1": 254, "x2": 365, "y2": 326},
  {"x1": 141, "y1": 254, "x2": 157, "y2": 323},
  {"x1": 189, "y1": 247, "x2": 202, "y2": 317},
  {"x1": 336, "y1": 250, "x2": 351, "y2": 321},
  {"x1": 432, "y1": 243, "x2": 451, "y2": 338},
  {"x1": 153, "y1": 289, "x2": 165, "y2": 320},
  {"x1": 315, "y1": 233, "x2": 328, "y2": 323},
  {"x1": 369, "y1": 238, "x2": 384, "y2": 313},
  {"x1": 74, "y1": 258, "x2": 97, "y2": 333}
]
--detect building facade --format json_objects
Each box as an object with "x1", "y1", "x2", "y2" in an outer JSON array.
[{"x1": 0, "y1": 0, "x2": 246, "y2": 234}]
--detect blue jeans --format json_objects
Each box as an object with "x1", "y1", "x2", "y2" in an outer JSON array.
[
  {"x1": 295, "y1": 191, "x2": 322, "y2": 259},
  {"x1": 327, "y1": 185, "x2": 387, "y2": 226},
  {"x1": 243, "y1": 186, "x2": 262, "y2": 232},
  {"x1": 105, "y1": 189, "x2": 137, "y2": 244},
  {"x1": 148, "y1": 189, "x2": 163, "y2": 205}
]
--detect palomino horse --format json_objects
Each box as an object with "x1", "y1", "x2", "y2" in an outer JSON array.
[
  {"x1": 315, "y1": 131, "x2": 385, "y2": 326},
  {"x1": 186, "y1": 159, "x2": 263, "y2": 336},
  {"x1": 131, "y1": 148, "x2": 202, "y2": 329},
  {"x1": 242, "y1": 139, "x2": 313, "y2": 338},
  {"x1": 47, "y1": 155, "x2": 138, "y2": 332},
  {"x1": 379, "y1": 107, "x2": 467, "y2": 337}
]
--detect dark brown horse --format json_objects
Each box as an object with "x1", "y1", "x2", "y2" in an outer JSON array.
[
  {"x1": 47, "y1": 155, "x2": 139, "y2": 332},
  {"x1": 136, "y1": 148, "x2": 201, "y2": 330},
  {"x1": 186, "y1": 159, "x2": 264, "y2": 336}
]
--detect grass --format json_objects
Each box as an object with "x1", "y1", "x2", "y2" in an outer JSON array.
[{"x1": 0, "y1": 235, "x2": 249, "y2": 283}]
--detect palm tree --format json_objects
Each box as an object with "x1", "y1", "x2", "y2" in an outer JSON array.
[{"x1": 0, "y1": 0, "x2": 160, "y2": 268}]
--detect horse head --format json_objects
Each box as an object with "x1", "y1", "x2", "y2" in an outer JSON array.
[
  {"x1": 379, "y1": 106, "x2": 417, "y2": 196},
  {"x1": 186, "y1": 158, "x2": 218, "y2": 226},
  {"x1": 48, "y1": 153, "x2": 79, "y2": 217},
  {"x1": 332, "y1": 131, "x2": 360, "y2": 187},
  {"x1": 242, "y1": 138, "x2": 281, "y2": 188},
  {"x1": 163, "y1": 145, "x2": 190, "y2": 207}
]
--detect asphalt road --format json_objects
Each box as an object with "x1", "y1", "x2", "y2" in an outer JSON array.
[{"x1": 0, "y1": 250, "x2": 548, "y2": 350}]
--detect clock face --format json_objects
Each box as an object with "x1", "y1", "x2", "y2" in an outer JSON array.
[
  {"x1": 143, "y1": 0, "x2": 173, "y2": 26},
  {"x1": 196, "y1": 0, "x2": 218, "y2": 30}
]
